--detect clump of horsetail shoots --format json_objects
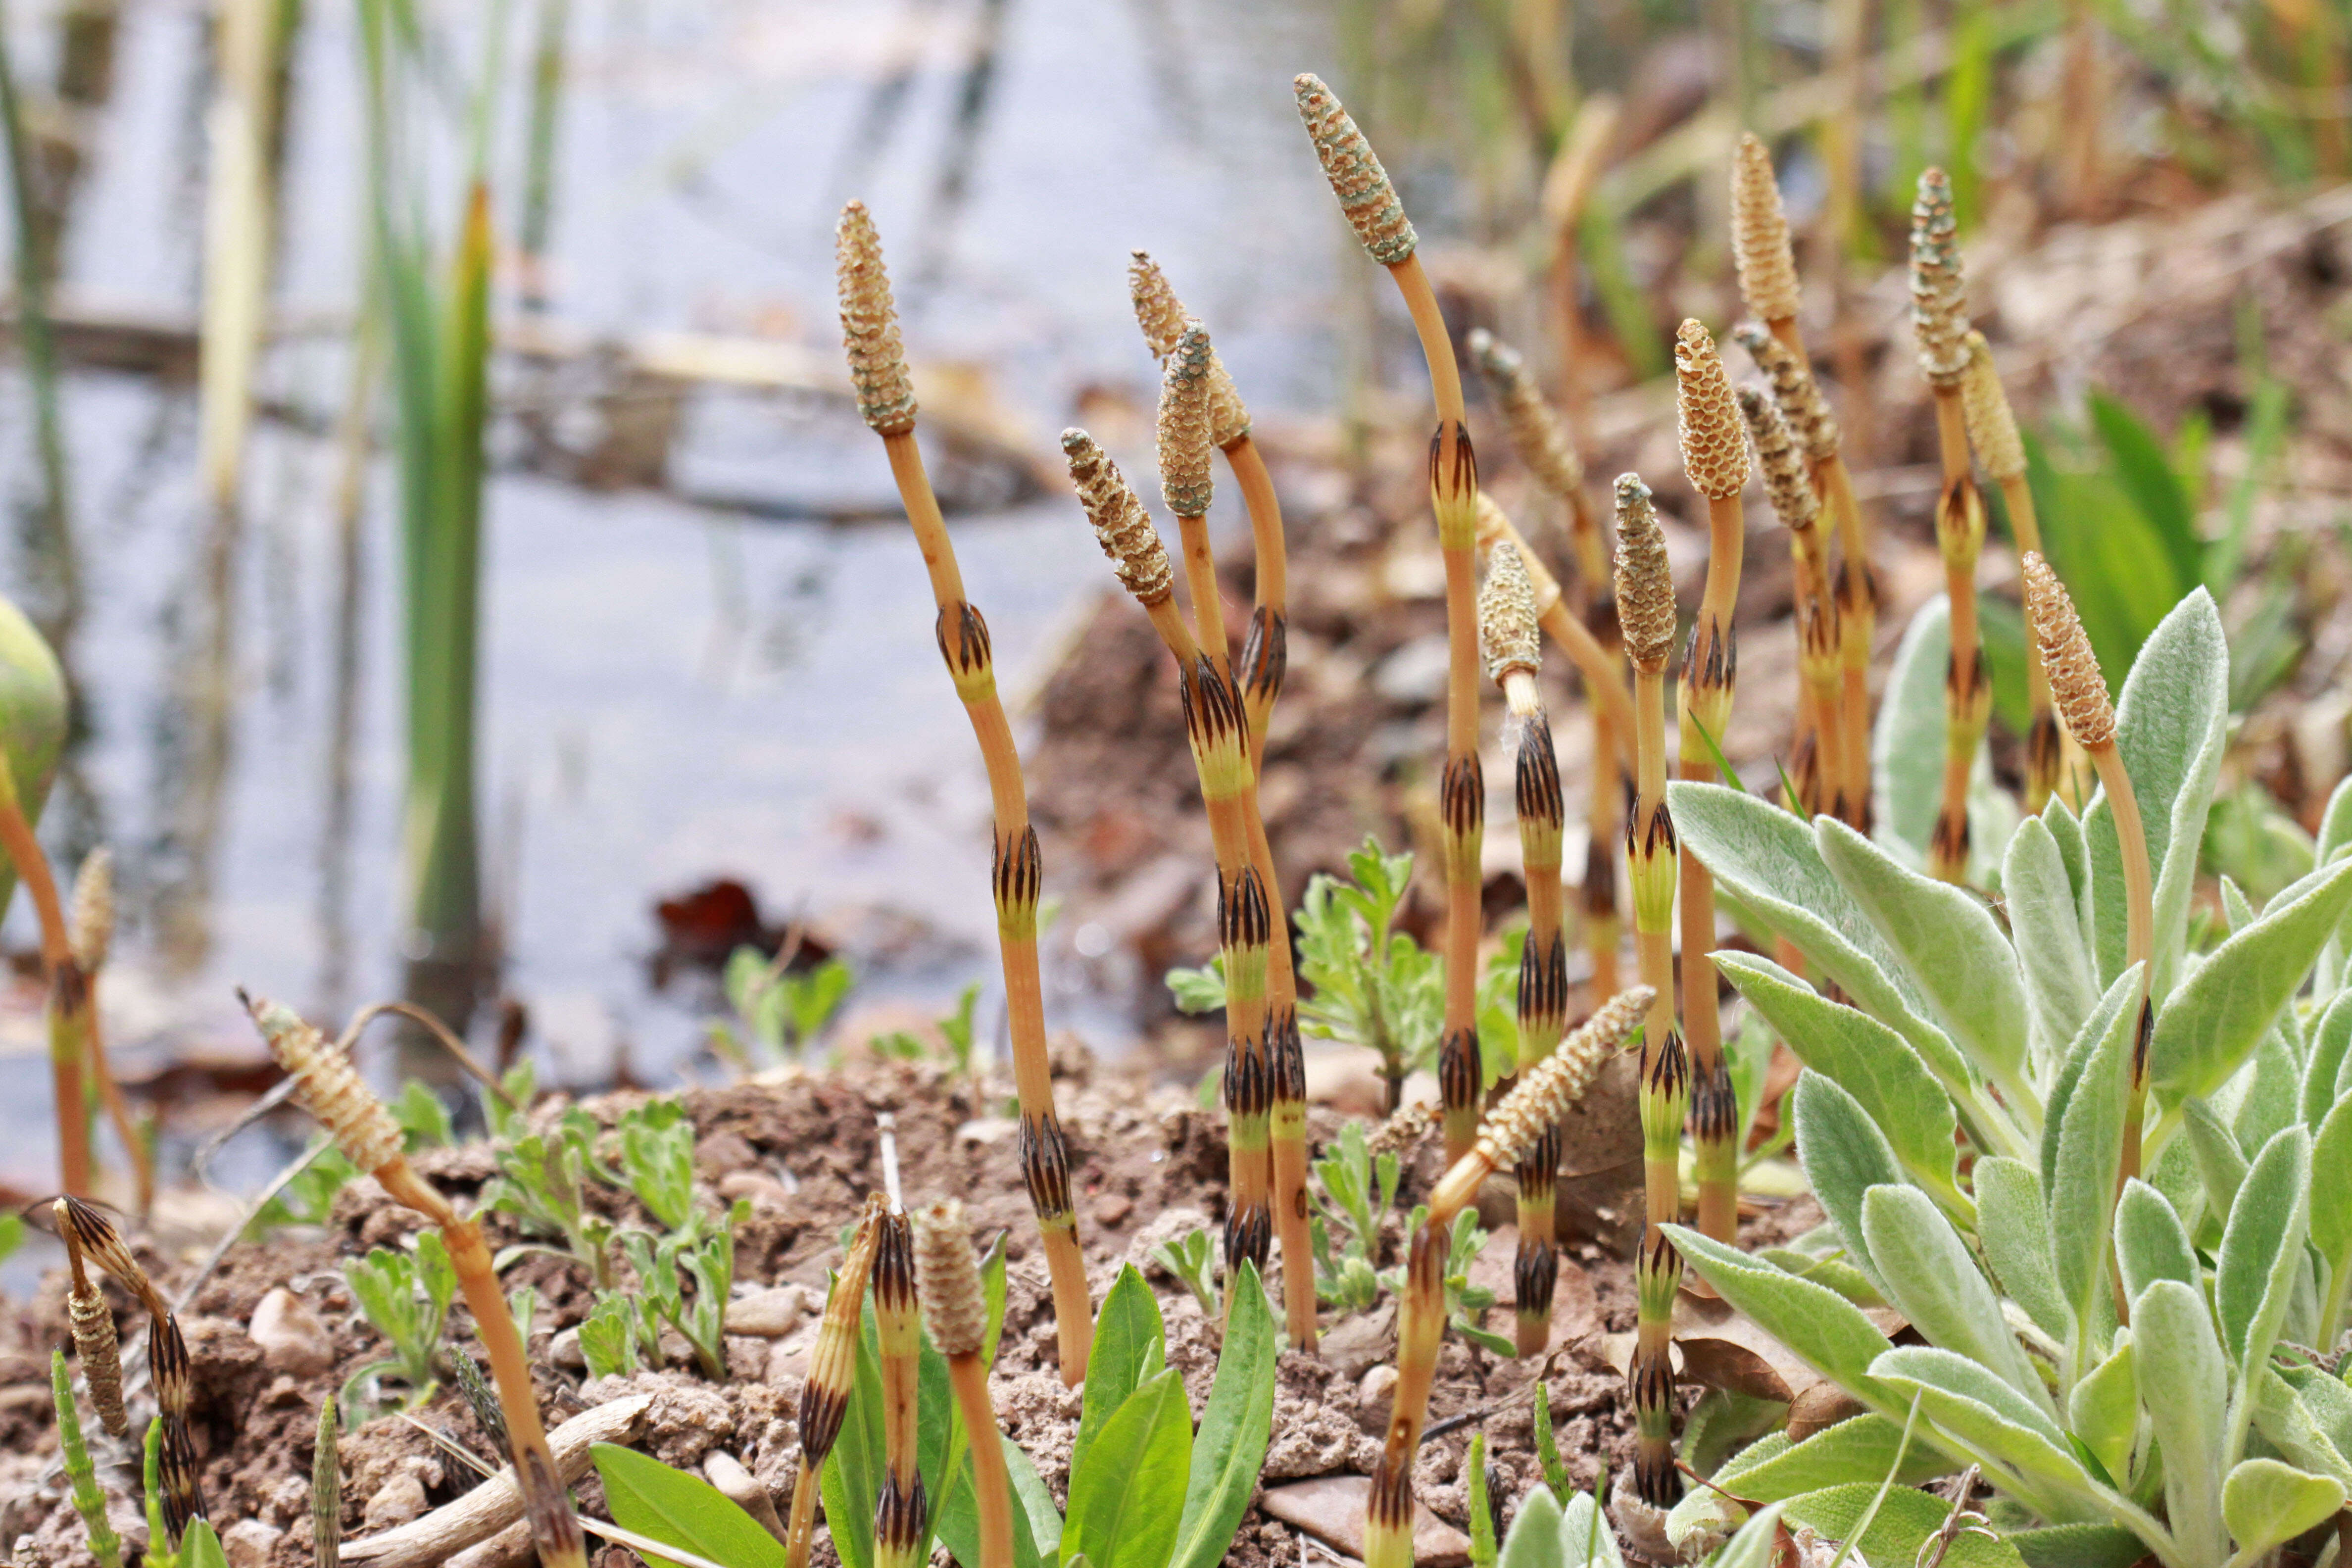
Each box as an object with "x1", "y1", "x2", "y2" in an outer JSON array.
[
  {"x1": 1295, "y1": 72, "x2": 1485, "y2": 1168},
  {"x1": 1128, "y1": 253, "x2": 1287, "y2": 759},
  {"x1": 53, "y1": 1350, "x2": 122, "y2": 1568},
  {"x1": 2024, "y1": 553, "x2": 2154, "y2": 1176},
  {"x1": 915, "y1": 1201, "x2": 1013, "y2": 1568},
  {"x1": 314, "y1": 1396, "x2": 342, "y2": 1568},
  {"x1": 1065, "y1": 426, "x2": 1284, "y2": 1313},
  {"x1": 56, "y1": 1194, "x2": 205, "y2": 1536},
  {"x1": 1468, "y1": 332, "x2": 1628, "y2": 1003},
  {"x1": 71, "y1": 849, "x2": 151, "y2": 1214},
  {"x1": 1366, "y1": 988, "x2": 1651, "y2": 1565},
  {"x1": 1960, "y1": 330, "x2": 2069, "y2": 810},
  {"x1": 873, "y1": 1208, "x2": 924, "y2": 1568},
  {"x1": 835, "y1": 201, "x2": 1093, "y2": 1381},
  {"x1": 242, "y1": 994, "x2": 582, "y2": 1568},
  {"x1": 56, "y1": 1197, "x2": 127, "y2": 1438},
  {"x1": 1739, "y1": 387, "x2": 1844, "y2": 822},
  {"x1": 1729, "y1": 134, "x2": 1801, "y2": 335},
  {"x1": 1733, "y1": 322, "x2": 1873, "y2": 828},
  {"x1": 1612, "y1": 476, "x2": 1687, "y2": 1507},
  {"x1": 1479, "y1": 542, "x2": 1567, "y2": 1355},
  {"x1": 1671, "y1": 320, "x2": 1745, "y2": 1247},
  {"x1": 788, "y1": 1195, "x2": 886, "y2": 1568}
]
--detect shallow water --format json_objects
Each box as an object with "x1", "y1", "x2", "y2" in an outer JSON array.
[{"x1": 0, "y1": 0, "x2": 1356, "y2": 1188}]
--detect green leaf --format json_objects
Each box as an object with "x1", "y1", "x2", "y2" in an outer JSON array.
[
  {"x1": 593, "y1": 1443, "x2": 791, "y2": 1568},
  {"x1": 2303, "y1": 990, "x2": 2352, "y2": 1132},
  {"x1": 178, "y1": 1522, "x2": 229, "y2": 1568},
  {"x1": 1707, "y1": 1503, "x2": 1789, "y2": 1568},
  {"x1": 1011, "y1": 1442, "x2": 1062, "y2": 1562},
  {"x1": 2222, "y1": 1458, "x2": 2346, "y2": 1556},
  {"x1": 1668, "y1": 783, "x2": 1968, "y2": 1093},
  {"x1": 2066, "y1": 1336, "x2": 2138, "y2": 1485},
  {"x1": 1862, "y1": 1185, "x2": 2048, "y2": 1410},
  {"x1": 1972, "y1": 1157, "x2": 2069, "y2": 1341},
  {"x1": 1874, "y1": 596, "x2": 1956, "y2": 862},
  {"x1": 2088, "y1": 391, "x2": 2203, "y2": 591},
  {"x1": 2003, "y1": 1524, "x2": 2147, "y2": 1568},
  {"x1": 1664, "y1": 1225, "x2": 1896, "y2": 1405},
  {"x1": 2215, "y1": 1125, "x2": 2311, "y2": 1373},
  {"x1": 2184, "y1": 1096, "x2": 2250, "y2": 1221},
  {"x1": 2047, "y1": 966, "x2": 2140, "y2": 1340},
  {"x1": 2135, "y1": 1279, "x2": 2231, "y2": 1565},
  {"x1": 2150, "y1": 858, "x2": 2352, "y2": 1105},
  {"x1": 2004, "y1": 815, "x2": 2101, "y2": 1075},
  {"x1": 1557, "y1": 1490, "x2": 1622, "y2": 1568},
  {"x1": 1781, "y1": 1480, "x2": 2028, "y2": 1568},
  {"x1": 2249, "y1": 1366, "x2": 2352, "y2": 1489},
  {"x1": 1789, "y1": 1072, "x2": 1907, "y2": 1291},
  {"x1": 1064, "y1": 1368, "x2": 1191, "y2": 1568},
  {"x1": 1169, "y1": 1262, "x2": 1277, "y2": 1568},
  {"x1": 1864, "y1": 1347, "x2": 2086, "y2": 1487},
  {"x1": 1815, "y1": 818, "x2": 2030, "y2": 1092},
  {"x1": 2082, "y1": 589, "x2": 2229, "y2": 1001},
  {"x1": 2232, "y1": 1029, "x2": 2303, "y2": 1161},
  {"x1": 2114, "y1": 1179, "x2": 2199, "y2": 1305},
  {"x1": 1074, "y1": 1266, "x2": 1164, "y2": 1480},
  {"x1": 1496, "y1": 1487, "x2": 1564, "y2": 1568},
  {"x1": 1720, "y1": 955, "x2": 1962, "y2": 1211},
  {"x1": 2312, "y1": 1095, "x2": 2352, "y2": 1313},
  {"x1": 1713, "y1": 1415, "x2": 1956, "y2": 1501}
]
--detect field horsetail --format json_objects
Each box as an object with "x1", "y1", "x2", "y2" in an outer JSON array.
[{"x1": 834, "y1": 200, "x2": 1095, "y2": 1383}]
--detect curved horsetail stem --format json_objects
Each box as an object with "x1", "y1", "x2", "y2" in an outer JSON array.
[
  {"x1": 0, "y1": 750, "x2": 89, "y2": 1196},
  {"x1": 1295, "y1": 72, "x2": 1484, "y2": 1167},
  {"x1": 2024, "y1": 550, "x2": 2151, "y2": 1097},
  {"x1": 1480, "y1": 540, "x2": 1565, "y2": 1354},
  {"x1": 1671, "y1": 322, "x2": 1745, "y2": 1247},
  {"x1": 836, "y1": 201, "x2": 1093, "y2": 1382},
  {"x1": 873, "y1": 1208, "x2": 924, "y2": 1568},
  {"x1": 244, "y1": 993, "x2": 584, "y2": 1568}
]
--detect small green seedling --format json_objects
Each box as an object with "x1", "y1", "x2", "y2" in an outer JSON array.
[
  {"x1": 1383, "y1": 1205, "x2": 1510, "y2": 1356},
  {"x1": 1152, "y1": 1227, "x2": 1221, "y2": 1318},
  {"x1": 721, "y1": 947, "x2": 855, "y2": 1061},
  {"x1": 617, "y1": 1198, "x2": 753, "y2": 1380},
  {"x1": 870, "y1": 982, "x2": 983, "y2": 1077},
  {"x1": 341, "y1": 1233, "x2": 457, "y2": 1413},
  {"x1": 1310, "y1": 1119, "x2": 1399, "y2": 1313}
]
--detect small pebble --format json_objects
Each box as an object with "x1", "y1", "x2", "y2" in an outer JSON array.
[{"x1": 248, "y1": 1288, "x2": 334, "y2": 1379}]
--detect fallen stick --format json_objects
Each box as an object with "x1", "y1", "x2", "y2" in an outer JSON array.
[{"x1": 340, "y1": 1395, "x2": 651, "y2": 1568}]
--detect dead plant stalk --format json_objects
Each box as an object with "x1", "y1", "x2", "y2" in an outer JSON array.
[
  {"x1": 244, "y1": 996, "x2": 584, "y2": 1568},
  {"x1": 835, "y1": 201, "x2": 1093, "y2": 1383}
]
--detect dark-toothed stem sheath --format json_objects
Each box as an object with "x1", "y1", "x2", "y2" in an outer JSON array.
[
  {"x1": 315, "y1": 1395, "x2": 342, "y2": 1568},
  {"x1": 1295, "y1": 73, "x2": 1484, "y2": 1166},
  {"x1": 53, "y1": 1350, "x2": 121, "y2": 1568},
  {"x1": 1065, "y1": 429, "x2": 1276, "y2": 1301},
  {"x1": 56, "y1": 1199, "x2": 127, "y2": 1438},
  {"x1": 1671, "y1": 322, "x2": 1746, "y2": 1245},
  {"x1": 2024, "y1": 554, "x2": 2153, "y2": 1179},
  {"x1": 917, "y1": 1202, "x2": 1012, "y2": 1568},
  {"x1": 837, "y1": 203, "x2": 1092, "y2": 1383},
  {"x1": 874, "y1": 1210, "x2": 925, "y2": 1568},
  {"x1": 1127, "y1": 253, "x2": 1288, "y2": 766},
  {"x1": 1481, "y1": 540, "x2": 1568, "y2": 1355},
  {"x1": 244, "y1": 996, "x2": 581, "y2": 1568},
  {"x1": 0, "y1": 751, "x2": 88, "y2": 1197},
  {"x1": 1961, "y1": 329, "x2": 2066, "y2": 811},
  {"x1": 789, "y1": 1197, "x2": 887, "y2": 1568},
  {"x1": 1615, "y1": 476, "x2": 1686, "y2": 1506}
]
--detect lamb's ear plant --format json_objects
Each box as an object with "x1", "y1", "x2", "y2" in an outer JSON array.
[
  {"x1": 837, "y1": 201, "x2": 1093, "y2": 1382},
  {"x1": 1295, "y1": 73, "x2": 1485, "y2": 1171},
  {"x1": 244, "y1": 993, "x2": 587, "y2": 1568},
  {"x1": 1492, "y1": 1473, "x2": 1625, "y2": 1568}
]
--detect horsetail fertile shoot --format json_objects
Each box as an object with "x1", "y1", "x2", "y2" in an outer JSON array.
[{"x1": 835, "y1": 199, "x2": 1093, "y2": 1382}]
